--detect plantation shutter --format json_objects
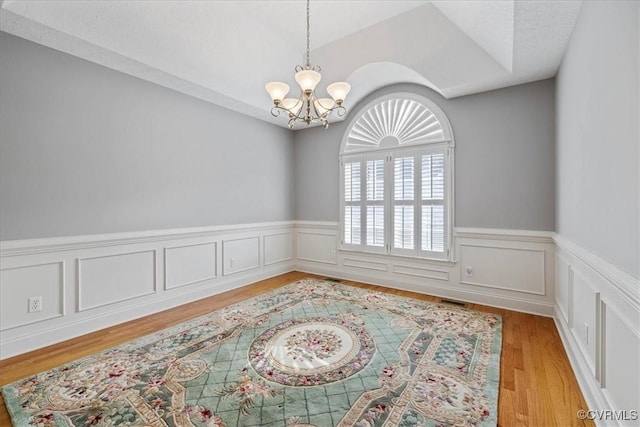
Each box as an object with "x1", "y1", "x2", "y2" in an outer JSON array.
[
  {"x1": 392, "y1": 154, "x2": 416, "y2": 255},
  {"x1": 364, "y1": 156, "x2": 387, "y2": 253},
  {"x1": 420, "y1": 149, "x2": 447, "y2": 258},
  {"x1": 343, "y1": 160, "x2": 362, "y2": 247}
]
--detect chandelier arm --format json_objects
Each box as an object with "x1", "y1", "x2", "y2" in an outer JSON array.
[
  {"x1": 310, "y1": 95, "x2": 326, "y2": 120},
  {"x1": 271, "y1": 99, "x2": 313, "y2": 124},
  {"x1": 332, "y1": 105, "x2": 347, "y2": 117},
  {"x1": 291, "y1": 95, "x2": 306, "y2": 119}
]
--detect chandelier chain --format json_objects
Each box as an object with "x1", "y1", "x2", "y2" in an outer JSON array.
[{"x1": 306, "y1": 0, "x2": 311, "y2": 67}]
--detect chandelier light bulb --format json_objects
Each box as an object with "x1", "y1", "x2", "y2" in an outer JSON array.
[
  {"x1": 295, "y1": 69, "x2": 322, "y2": 92},
  {"x1": 265, "y1": 82, "x2": 290, "y2": 103},
  {"x1": 327, "y1": 82, "x2": 351, "y2": 104}
]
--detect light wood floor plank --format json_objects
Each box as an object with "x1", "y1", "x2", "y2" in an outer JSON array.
[{"x1": 0, "y1": 272, "x2": 593, "y2": 426}]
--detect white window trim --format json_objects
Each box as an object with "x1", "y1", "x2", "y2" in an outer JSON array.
[{"x1": 339, "y1": 93, "x2": 455, "y2": 261}]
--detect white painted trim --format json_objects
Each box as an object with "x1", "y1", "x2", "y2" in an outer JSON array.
[
  {"x1": 0, "y1": 260, "x2": 66, "y2": 330},
  {"x1": 0, "y1": 222, "x2": 561, "y2": 359},
  {"x1": 337, "y1": 248, "x2": 456, "y2": 268},
  {"x1": 295, "y1": 262, "x2": 555, "y2": 317},
  {"x1": 293, "y1": 220, "x2": 339, "y2": 230},
  {"x1": 295, "y1": 222, "x2": 555, "y2": 316},
  {"x1": 456, "y1": 227, "x2": 554, "y2": 243},
  {"x1": 554, "y1": 309, "x2": 613, "y2": 427},
  {"x1": 342, "y1": 256, "x2": 388, "y2": 272},
  {"x1": 221, "y1": 236, "x2": 261, "y2": 276},
  {"x1": 458, "y1": 244, "x2": 546, "y2": 295},
  {"x1": 0, "y1": 221, "x2": 296, "y2": 257},
  {"x1": 296, "y1": 232, "x2": 338, "y2": 265},
  {"x1": 554, "y1": 233, "x2": 640, "y2": 425},
  {"x1": 163, "y1": 242, "x2": 218, "y2": 290},
  {"x1": 0, "y1": 221, "x2": 296, "y2": 359},
  {"x1": 391, "y1": 263, "x2": 450, "y2": 281},
  {"x1": 76, "y1": 249, "x2": 158, "y2": 312},
  {"x1": 263, "y1": 232, "x2": 293, "y2": 266},
  {"x1": 555, "y1": 252, "x2": 571, "y2": 324},
  {"x1": 553, "y1": 233, "x2": 640, "y2": 309},
  {"x1": 0, "y1": 263, "x2": 292, "y2": 359}
]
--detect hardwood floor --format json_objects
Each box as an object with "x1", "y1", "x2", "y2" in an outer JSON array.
[{"x1": 0, "y1": 271, "x2": 593, "y2": 426}]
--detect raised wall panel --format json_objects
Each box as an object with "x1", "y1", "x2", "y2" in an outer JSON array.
[
  {"x1": 0, "y1": 262, "x2": 64, "y2": 330},
  {"x1": 604, "y1": 305, "x2": 640, "y2": 413},
  {"x1": 78, "y1": 250, "x2": 156, "y2": 311},
  {"x1": 165, "y1": 242, "x2": 216, "y2": 290},
  {"x1": 342, "y1": 256, "x2": 387, "y2": 272},
  {"x1": 393, "y1": 264, "x2": 449, "y2": 281},
  {"x1": 297, "y1": 232, "x2": 337, "y2": 264},
  {"x1": 264, "y1": 233, "x2": 292, "y2": 266},
  {"x1": 222, "y1": 237, "x2": 260, "y2": 276},
  {"x1": 571, "y1": 270, "x2": 598, "y2": 370},
  {"x1": 459, "y1": 244, "x2": 545, "y2": 295},
  {"x1": 555, "y1": 254, "x2": 571, "y2": 323}
]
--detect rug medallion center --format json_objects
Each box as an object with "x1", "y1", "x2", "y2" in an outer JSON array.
[{"x1": 249, "y1": 316, "x2": 375, "y2": 385}]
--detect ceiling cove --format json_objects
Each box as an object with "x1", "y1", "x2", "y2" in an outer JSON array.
[{"x1": 0, "y1": 0, "x2": 582, "y2": 128}]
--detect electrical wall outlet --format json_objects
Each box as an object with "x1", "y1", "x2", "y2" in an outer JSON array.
[
  {"x1": 28, "y1": 296, "x2": 43, "y2": 313},
  {"x1": 230, "y1": 258, "x2": 236, "y2": 268},
  {"x1": 465, "y1": 266, "x2": 473, "y2": 276}
]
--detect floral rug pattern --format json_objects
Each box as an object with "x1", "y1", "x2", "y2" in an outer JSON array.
[{"x1": 1, "y1": 279, "x2": 502, "y2": 426}]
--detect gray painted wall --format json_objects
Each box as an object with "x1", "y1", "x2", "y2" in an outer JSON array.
[
  {"x1": 556, "y1": 1, "x2": 639, "y2": 278},
  {"x1": 0, "y1": 32, "x2": 294, "y2": 240},
  {"x1": 294, "y1": 80, "x2": 556, "y2": 231}
]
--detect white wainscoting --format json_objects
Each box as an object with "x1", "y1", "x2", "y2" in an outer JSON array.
[
  {"x1": 553, "y1": 234, "x2": 640, "y2": 427},
  {"x1": 0, "y1": 222, "x2": 294, "y2": 359},
  {"x1": 294, "y1": 222, "x2": 556, "y2": 316},
  {"x1": 3, "y1": 220, "x2": 638, "y2": 422}
]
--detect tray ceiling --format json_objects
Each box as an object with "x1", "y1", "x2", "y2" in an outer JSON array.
[{"x1": 0, "y1": 0, "x2": 582, "y2": 128}]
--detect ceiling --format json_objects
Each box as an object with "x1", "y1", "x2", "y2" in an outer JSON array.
[{"x1": 0, "y1": 0, "x2": 583, "y2": 129}]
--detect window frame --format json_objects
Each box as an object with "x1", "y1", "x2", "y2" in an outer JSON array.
[{"x1": 338, "y1": 93, "x2": 455, "y2": 261}]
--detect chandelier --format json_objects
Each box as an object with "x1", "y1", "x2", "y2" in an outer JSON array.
[{"x1": 265, "y1": 0, "x2": 351, "y2": 129}]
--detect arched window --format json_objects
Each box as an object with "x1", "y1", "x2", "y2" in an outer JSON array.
[{"x1": 339, "y1": 93, "x2": 454, "y2": 260}]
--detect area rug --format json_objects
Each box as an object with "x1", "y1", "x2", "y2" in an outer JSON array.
[{"x1": 1, "y1": 278, "x2": 502, "y2": 427}]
